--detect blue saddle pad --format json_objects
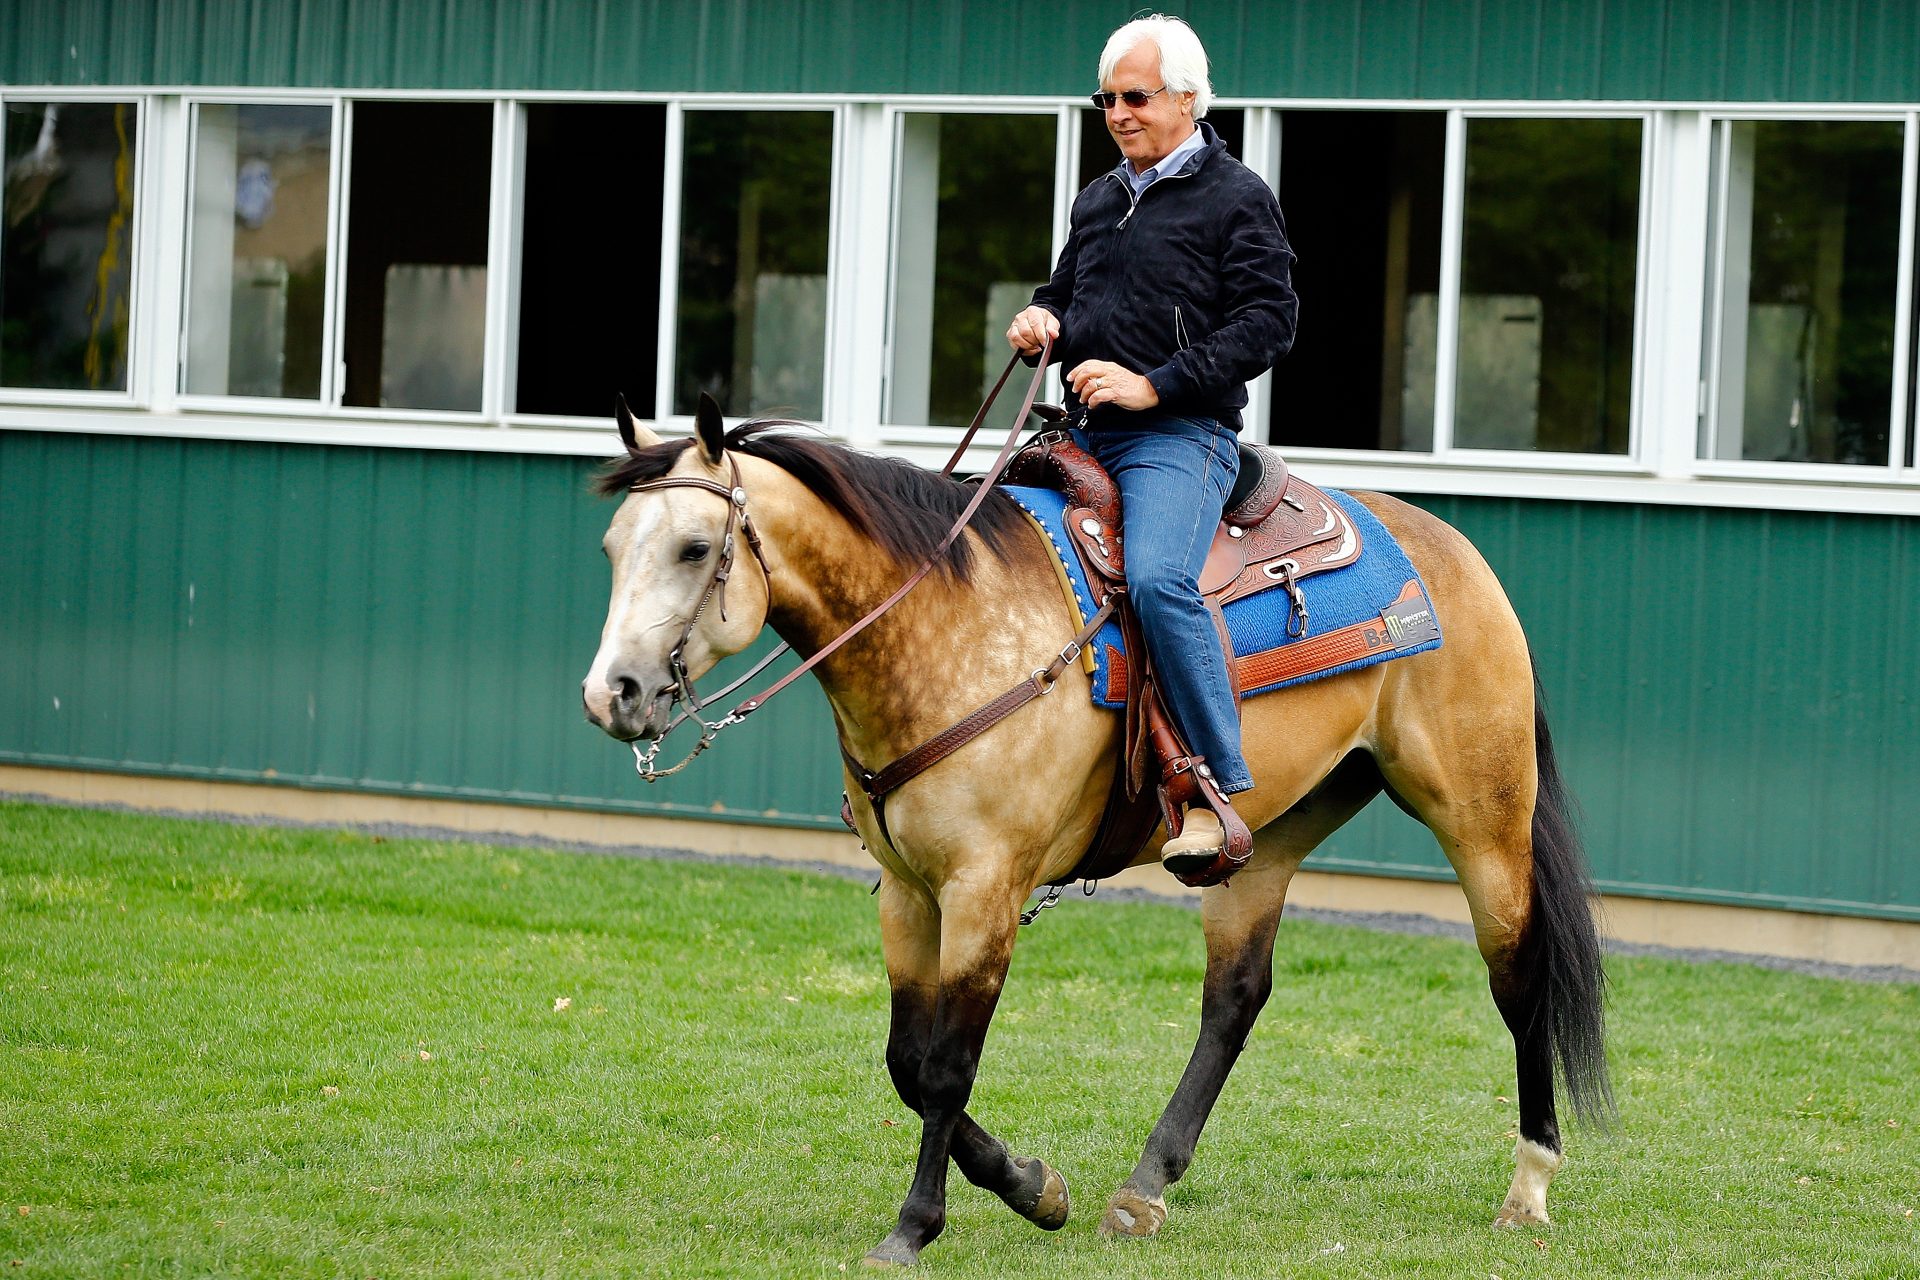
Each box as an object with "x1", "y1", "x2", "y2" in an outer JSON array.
[{"x1": 1004, "y1": 485, "x2": 1443, "y2": 709}]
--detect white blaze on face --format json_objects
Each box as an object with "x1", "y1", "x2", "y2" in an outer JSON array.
[{"x1": 583, "y1": 493, "x2": 685, "y2": 720}]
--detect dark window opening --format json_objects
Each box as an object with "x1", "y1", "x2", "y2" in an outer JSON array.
[
  {"x1": 342, "y1": 102, "x2": 492, "y2": 411},
  {"x1": 515, "y1": 103, "x2": 666, "y2": 419},
  {"x1": 1268, "y1": 111, "x2": 1445, "y2": 451}
]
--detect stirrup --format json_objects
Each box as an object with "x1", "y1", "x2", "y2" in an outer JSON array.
[{"x1": 1160, "y1": 807, "x2": 1226, "y2": 877}]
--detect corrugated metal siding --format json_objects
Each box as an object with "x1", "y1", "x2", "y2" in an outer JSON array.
[
  {"x1": 1313, "y1": 495, "x2": 1920, "y2": 920},
  {"x1": 4, "y1": 0, "x2": 1920, "y2": 103},
  {"x1": 2, "y1": 431, "x2": 1916, "y2": 919},
  {"x1": 0, "y1": 430, "x2": 846, "y2": 828}
]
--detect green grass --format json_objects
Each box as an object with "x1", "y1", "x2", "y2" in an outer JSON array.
[{"x1": 1, "y1": 800, "x2": 1915, "y2": 1279}]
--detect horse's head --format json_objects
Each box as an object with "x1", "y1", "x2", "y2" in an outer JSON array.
[{"x1": 581, "y1": 393, "x2": 771, "y2": 741}]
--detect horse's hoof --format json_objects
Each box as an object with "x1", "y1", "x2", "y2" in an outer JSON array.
[
  {"x1": 1098, "y1": 1185, "x2": 1167, "y2": 1238},
  {"x1": 860, "y1": 1239, "x2": 918, "y2": 1268},
  {"x1": 1493, "y1": 1202, "x2": 1551, "y2": 1229},
  {"x1": 1025, "y1": 1159, "x2": 1070, "y2": 1230}
]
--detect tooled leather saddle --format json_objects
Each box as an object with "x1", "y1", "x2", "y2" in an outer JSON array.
[{"x1": 1001, "y1": 422, "x2": 1363, "y2": 888}]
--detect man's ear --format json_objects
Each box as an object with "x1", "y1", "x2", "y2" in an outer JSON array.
[
  {"x1": 616, "y1": 394, "x2": 662, "y2": 452},
  {"x1": 695, "y1": 391, "x2": 726, "y2": 464}
]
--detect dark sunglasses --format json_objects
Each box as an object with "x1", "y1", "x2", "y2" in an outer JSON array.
[{"x1": 1090, "y1": 86, "x2": 1169, "y2": 110}]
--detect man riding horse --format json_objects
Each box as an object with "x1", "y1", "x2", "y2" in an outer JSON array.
[{"x1": 1006, "y1": 13, "x2": 1298, "y2": 876}]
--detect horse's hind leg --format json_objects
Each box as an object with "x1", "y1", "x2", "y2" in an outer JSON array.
[
  {"x1": 866, "y1": 872, "x2": 1066, "y2": 1265},
  {"x1": 1379, "y1": 690, "x2": 1608, "y2": 1229},
  {"x1": 1102, "y1": 757, "x2": 1381, "y2": 1238},
  {"x1": 1449, "y1": 821, "x2": 1565, "y2": 1227}
]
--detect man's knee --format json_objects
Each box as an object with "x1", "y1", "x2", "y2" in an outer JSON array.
[{"x1": 1128, "y1": 562, "x2": 1202, "y2": 611}]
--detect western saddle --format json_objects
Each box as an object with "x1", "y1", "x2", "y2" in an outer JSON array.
[{"x1": 1003, "y1": 420, "x2": 1362, "y2": 887}]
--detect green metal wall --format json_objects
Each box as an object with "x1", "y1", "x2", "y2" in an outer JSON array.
[
  {"x1": 4, "y1": 0, "x2": 1920, "y2": 103},
  {"x1": 2, "y1": 429, "x2": 1914, "y2": 920}
]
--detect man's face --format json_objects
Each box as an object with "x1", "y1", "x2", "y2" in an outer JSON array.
[{"x1": 1103, "y1": 40, "x2": 1196, "y2": 172}]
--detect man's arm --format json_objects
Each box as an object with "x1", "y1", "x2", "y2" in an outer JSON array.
[{"x1": 1143, "y1": 180, "x2": 1297, "y2": 406}]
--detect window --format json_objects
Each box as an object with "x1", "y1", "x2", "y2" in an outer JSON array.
[
  {"x1": 887, "y1": 112, "x2": 1055, "y2": 428},
  {"x1": 515, "y1": 103, "x2": 667, "y2": 419},
  {"x1": 1, "y1": 101, "x2": 139, "y2": 392},
  {"x1": 1703, "y1": 120, "x2": 1905, "y2": 466},
  {"x1": 673, "y1": 110, "x2": 834, "y2": 420},
  {"x1": 1268, "y1": 110, "x2": 1445, "y2": 451},
  {"x1": 341, "y1": 101, "x2": 492, "y2": 412},
  {"x1": 183, "y1": 103, "x2": 332, "y2": 400},
  {"x1": 1453, "y1": 117, "x2": 1642, "y2": 455}
]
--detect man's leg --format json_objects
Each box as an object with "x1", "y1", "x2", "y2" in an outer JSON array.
[{"x1": 1079, "y1": 419, "x2": 1251, "y2": 809}]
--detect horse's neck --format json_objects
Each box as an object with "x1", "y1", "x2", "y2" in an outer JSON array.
[{"x1": 744, "y1": 457, "x2": 1049, "y2": 764}]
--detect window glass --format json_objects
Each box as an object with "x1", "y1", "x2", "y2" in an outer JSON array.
[
  {"x1": 1, "y1": 101, "x2": 139, "y2": 392},
  {"x1": 342, "y1": 102, "x2": 491, "y2": 412},
  {"x1": 673, "y1": 110, "x2": 833, "y2": 419},
  {"x1": 888, "y1": 113, "x2": 1054, "y2": 427},
  {"x1": 1454, "y1": 117, "x2": 1641, "y2": 454},
  {"x1": 516, "y1": 103, "x2": 666, "y2": 418},
  {"x1": 184, "y1": 103, "x2": 331, "y2": 400},
  {"x1": 1269, "y1": 110, "x2": 1445, "y2": 450},
  {"x1": 1704, "y1": 120, "x2": 1903, "y2": 466}
]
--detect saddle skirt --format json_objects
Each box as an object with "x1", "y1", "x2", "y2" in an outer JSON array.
[{"x1": 1000, "y1": 435, "x2": 1443, "y2": 708}]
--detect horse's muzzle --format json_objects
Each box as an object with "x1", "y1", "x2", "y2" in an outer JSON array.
[{"x1": 581, "y1": 674, "x2": 673, "y2": 742}]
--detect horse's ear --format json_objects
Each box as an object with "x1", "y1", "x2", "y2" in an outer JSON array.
[
  {"x1": 615, "y1": 393, "x2": 661, "y2": 453},
  {"x1": 695, "y1": 391, "x2": 727, "y2": 464}
]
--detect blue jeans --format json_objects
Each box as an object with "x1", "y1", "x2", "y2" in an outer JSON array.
[{"x1": 1071, "y1": 416, "x2": 1252, "y2": 795}]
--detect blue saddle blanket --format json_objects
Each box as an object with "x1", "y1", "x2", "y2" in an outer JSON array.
[{"x1": 1004, "y1": 485, "x2": 1443, "y2": 708}]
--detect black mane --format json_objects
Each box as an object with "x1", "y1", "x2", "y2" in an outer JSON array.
[{"x1": 594, "y1": 422, "x2": 1027, "y2": 583}]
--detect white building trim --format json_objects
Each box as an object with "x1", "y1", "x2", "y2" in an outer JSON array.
[{"x1": 4, "y1": 84, "x2": 1920, "y2": 520}]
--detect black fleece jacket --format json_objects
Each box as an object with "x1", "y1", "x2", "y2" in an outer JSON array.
[{"x1": 1030, "y1": 122, "x2": 1297, "y2": 432}]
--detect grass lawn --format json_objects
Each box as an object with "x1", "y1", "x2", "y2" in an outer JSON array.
[{"x1": 1, "y1": 799, "x2": 1915, "y2": 1278}]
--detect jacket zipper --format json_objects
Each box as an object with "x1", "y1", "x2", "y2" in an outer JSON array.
[{"x1": 1112, "y1": 158, "x2": 1202, "y2": 230}]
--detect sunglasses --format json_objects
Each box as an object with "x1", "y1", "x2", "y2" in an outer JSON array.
[{"x1": 1090, "y1": 86, "x2": 1170, "y2": 110}]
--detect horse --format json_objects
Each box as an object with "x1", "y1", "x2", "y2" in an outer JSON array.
[{"x1": 581, "y1": 396, "x2": 1610, "y2": 1267}]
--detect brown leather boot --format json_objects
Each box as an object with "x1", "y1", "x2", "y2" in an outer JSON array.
[{"x1": 1159, "y1": 807, "x2": 1225, "y2": 878}]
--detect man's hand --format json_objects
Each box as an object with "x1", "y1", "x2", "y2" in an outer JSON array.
[
  {"x1": 1067, "y1": 360, "x2": 1159, "y2": 411},
  {"x1": 1006, "y1": 305, "x2": 1060, "y2": 356}
]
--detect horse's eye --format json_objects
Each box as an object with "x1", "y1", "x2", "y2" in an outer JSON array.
[{"x1": 680, "y1": 540, "x2": 712, "y2": 563}]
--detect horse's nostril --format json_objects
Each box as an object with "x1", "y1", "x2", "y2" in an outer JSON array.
[{"x1": 614, "y1": 675, "x2": 641, "y2": 708}]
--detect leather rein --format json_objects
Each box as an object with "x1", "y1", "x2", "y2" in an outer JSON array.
[{"x1": 624, "y1": 337, "x2": 1069, "y2": 784}]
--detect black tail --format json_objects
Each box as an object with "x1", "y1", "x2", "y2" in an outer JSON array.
[{"x1": 1525, "y1": 668, "x2": 1614, "y2": 1126}]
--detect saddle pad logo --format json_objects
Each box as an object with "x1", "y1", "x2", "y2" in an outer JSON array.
[{"x1": 1376, "y1": 595, "x2": 1440, "y2": 649}]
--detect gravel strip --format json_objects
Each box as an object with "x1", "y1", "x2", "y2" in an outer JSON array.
[{"x1": 8, "y1": 789, "x2": 1917, "y2": 985}]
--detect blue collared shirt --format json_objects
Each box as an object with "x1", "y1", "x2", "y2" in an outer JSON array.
[{"x1": 1120, "y1": 124, "x2": 1208, "y2": 199}]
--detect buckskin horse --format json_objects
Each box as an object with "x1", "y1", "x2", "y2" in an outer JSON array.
[{"x1": 581, "y1": 394, "x2": 1609, "y2": 1267}]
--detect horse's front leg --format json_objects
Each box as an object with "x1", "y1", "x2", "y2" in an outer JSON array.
[
  {"x1": 866, "y1": 873, "x2": 1040, "y2": 1267},
  {"x1": 1102, "y1": 856, "x2": 1291, "y2": 1238}
]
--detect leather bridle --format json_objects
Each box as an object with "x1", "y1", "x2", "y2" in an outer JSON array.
[
  {"x1": 619, "y1": 455, "x2": 772, "y2": 778},
  {"x1": 621, "y1": 337, "x2": 1054, "y2": 782}
]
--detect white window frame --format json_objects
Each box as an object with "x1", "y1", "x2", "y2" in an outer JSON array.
[
  {"x1": 1264, "y1": 105, "x2": 1656, "y2": 475},
  {"x1": 3, "y1": 86, "x2": 1920, "y2": 519},
  {"x1": 0, "y1": 90, "x2": 153, "y2": 408},
  {"x1": 173, "y1": 94, "x2": 345, "y2": 417},
  {"x1": 653, "y1": 99, "x2": 846, "y2": 441},
  {"x1": 1695, "y1": 110, "x2": 1917, "y2": 483},
  {"x1": 873, "y1": 100, "x2": 1064, "y2": 444},
  {"x1": 327, "y1": 95, "x2": 505, "y2": 425}
]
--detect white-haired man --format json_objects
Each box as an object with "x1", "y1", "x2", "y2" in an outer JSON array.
[{"x1": 1008, "y1": 14, "x2": 1297, "y2": 877}]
